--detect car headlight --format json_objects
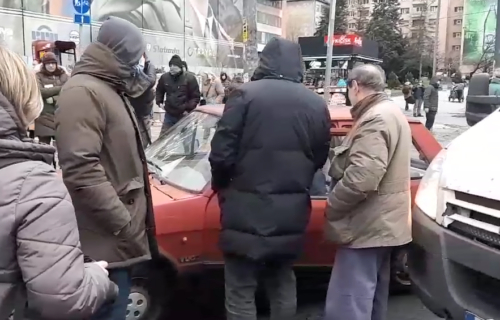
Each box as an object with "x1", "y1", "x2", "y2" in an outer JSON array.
[{"x1": 414, "y1": 149, "x2": 447, "y2": 219}]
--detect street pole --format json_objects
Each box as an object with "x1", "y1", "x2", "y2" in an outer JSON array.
[
  {"x1": 431, "y1": 0, "x2": 441, "y2": 76},
  {"x1": 494, "y1": 0, "x2": 500, "y2": 68},
  {"x1": 323, "y1": 0, "x2": 337, "y2": 104}
]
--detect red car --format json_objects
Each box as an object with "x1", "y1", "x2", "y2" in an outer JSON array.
[{"x1": 128, "y1": 106, "x2": 442, "y2": 320}]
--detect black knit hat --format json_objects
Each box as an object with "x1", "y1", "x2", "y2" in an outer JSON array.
[
  {"x1": 169, "y1": 55, "x2": 183, "y2": 68},
  {"x1": 181, "y1": 61, "x2": 188, "y2": 70}
]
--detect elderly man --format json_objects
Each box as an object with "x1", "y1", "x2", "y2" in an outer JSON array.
[
  {"x1": 323, "y1": 64, "x2": 412, "y2": 320},
  {"x1": 423, "y1": 78, "x2": 440, "y2": 130}
]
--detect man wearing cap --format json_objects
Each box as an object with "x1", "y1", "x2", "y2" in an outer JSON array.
[{"x1": 156, "y1": 55, "x2": 201, "y2": 136}]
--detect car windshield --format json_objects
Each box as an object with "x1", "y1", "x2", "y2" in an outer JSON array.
[{"x1": 145, "y1": 111, "x2": 219, "y2": 193}]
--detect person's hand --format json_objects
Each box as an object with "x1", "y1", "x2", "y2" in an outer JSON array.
[
  {"x1": 424, "y1": 108, "x2": 429, "y2": 113},
  {"x1": 92, "y1": 261, "x2": 109, "y2": 276}
]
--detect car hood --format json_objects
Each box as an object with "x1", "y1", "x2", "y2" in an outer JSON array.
[
  {"x1": 149, "y1": 175, "x2": 200, "y2": 201},
  {"x1": 443, "y1": 109, "x2": 500, "y2": 201}
]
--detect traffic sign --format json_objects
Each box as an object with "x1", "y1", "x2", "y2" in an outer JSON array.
[
  {"x1": 73, "y1": 0, "x2": 90, "y2": 15},
  {"x1": 74, "y1": 14, "x2": 90, "y2": 25}
]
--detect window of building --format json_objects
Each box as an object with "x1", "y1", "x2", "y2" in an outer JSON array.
[
  {"x1": 401, "y1": 19, "x2": 410, "y2": 26},
  {"x1": 430, "y1": 6, "x2": 438, "y2": 12},
  {"x1": 257, "y1": 11, "x2": 282, "y2": 28},
  {"x1": 348, "y1": 23, "x2": 357, "y2": 29},
  {"x1": 454, "y1": 19, "x2": 462, "y2": 25},
  {"x1": 257, "y1": 0, "x2": 282, "y2": 9},
  {"x1": 256, "y1": 31, "x2": 280, "y2": 44},
  {"x1": 359, "y1": 0, "x2": 370, "y2": 5},
  {"x1": 453, "y1": 32, "x2": 462, "y2": 38},
  {"x1": 452, "y1": 45, "x2": 461, "y2": 51},
  {"x1": 429, "y1": 19, "x2": 436, "y2": 25},
  {"x1": 413, "y1": 6, "x2": 427, "y2": 12},
  {"x1": 400, "y1": 8, "x2": 410, "y2": 14},
  {"x1": 348, "y1": 11, "x2": 356, "y2": 16},
  {"x1": 359, "y1": 9, "x2": 370, "y2": 17},
  {"x1": 454, "y1": 6, "x2": 463, "y2": 12},
  {"x1": 412, "y1": 19, "x2": 425, "y2": 27}
]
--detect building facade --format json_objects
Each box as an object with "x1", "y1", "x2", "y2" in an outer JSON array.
[
  {"x1": 285, "y1": 0, "x2": 329, "y2": 42},
  {"x1": 0, "y1": 0, "x2": 255, "y2": 76},
  {"x1": 256, "y1": 0, "x2": 284, "y2": 51}
]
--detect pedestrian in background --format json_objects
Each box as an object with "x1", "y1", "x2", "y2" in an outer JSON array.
[
  {"x1": 128, "y1": 53, "x2": 157, "y2": 147},
  {"x1": 412, "y1": 81, "x2": 424, "y2": 117},
  {"x1": 0, "y1": 46, "x2": 117, "y2": 320},
  {"x1": 402, "y1": 82, "x2": 413, "y2": 111},
  {"x1": 222, "y1": 75, "x2": 244, "y2": 104},
  {"x1": 423, "y1": 78, "x2": 440, "y2": 130},
  {"x1": 35, "y1": 51, "x2": 69, "y2": 168},
  {"x1": 209, "y1": 37, "x2": 331, "y2": 320},
  {"x1": 156, "y1": 54, "x2": 200, "y2": 135},
  {"x1": 202, "y1": 72, "x2": 225, "y2": 105},
  {"x1": 55, "y1": 17, "x2": 157, "y2": 320},
  {"x1": 324, "y1": 64, "x2": 412, "y2": 320}
]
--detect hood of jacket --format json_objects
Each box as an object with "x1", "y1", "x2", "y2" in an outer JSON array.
[
  {"x1": 0, "y1": 93, "x2": 54, "y2": 165},
  {"x1": 72, "y1": 17, "x2": 150, "y2": 98},
  {"x1": 251, "y1": 37, "x2": 303, "y2": 83}
]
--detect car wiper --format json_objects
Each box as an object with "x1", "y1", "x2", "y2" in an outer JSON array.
[
  {"x1": 146, "y1": 159, "x2": 162, "y2": 173},
  {"x1": 146, "y1": 159, "x2": 170, "y2": 185}
]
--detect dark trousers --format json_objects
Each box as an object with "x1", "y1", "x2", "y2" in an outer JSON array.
[
  {"x1": 425, "y1": 110, "x2": 437, "y2": 130},
  {"x1": 324, "y1": 247, "x2": 393, "y2": 320},
  {"x1": 91, "y1": 268, "x2": 131, "y2": 320},
  {"x1": 224, "y1": 255, "x2": 297, "y2": 320},
  {"x1": 159, "y1": 112, "x2": 184, "y2": 137}
]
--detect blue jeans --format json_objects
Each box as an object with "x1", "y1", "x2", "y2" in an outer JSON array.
[
  {"x1": 160, "y1": 112, "x2": 183, "y2": 137},
  {"x1": 91, "y1": 268, "x2": 131, "y2": 320}
]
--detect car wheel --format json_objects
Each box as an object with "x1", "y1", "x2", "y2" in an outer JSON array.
[
  {"x1": 128, "y1": 271, "x2": 173, "y2": 320},
  {"x1": 390, "y1": 246, "x2": 411, "y2": 293}
]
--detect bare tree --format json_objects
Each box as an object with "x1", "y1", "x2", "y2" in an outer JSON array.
[
  {"x1": 410, "y1": 0, "x2": 437, "y2": 78},
  {"x1": 468, "y1": 43, "x2": 494, "y2": 76},
  {"x1": 285, "y1": 9, "x2": 311, "y2": 43}
]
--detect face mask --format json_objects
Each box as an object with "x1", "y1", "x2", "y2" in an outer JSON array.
[
  {"x1": 45, "y1": 63, "x2": 56, "y2": 73},
  {"x1": 170, "y1": 65, "x2": 181, "y2": 75},
  {"x1": 182, "y1": 67, "x2": 187, "y2": 73}
]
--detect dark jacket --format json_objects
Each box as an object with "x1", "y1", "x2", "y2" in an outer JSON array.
[
  {"x1": 0, "y1": 93, "x2": 116, "y2": 319},
  {"x1": 424, "y1": 81, "x2": 439, "y2": 112},
  {"x1": 129, "y1": 60, "x2": 156, "y2": 118},
  {"x1": 155, "y1": 71, "x2": 200, "y2": 116},
  {"x1": 412, "y1": 85, "x2": 424, "y2": 99},
  {"x1": 209, "y1": 37, "x2": 331, "y2": 261},
  {"x1": 35, "y1": 68, "x2": 69, "y2": 137},
  {"x1": 55, "y1": 33, "x2": 157, "y2": 267}
]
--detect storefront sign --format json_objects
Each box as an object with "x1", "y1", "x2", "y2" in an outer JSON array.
[
  {"x1": 0, "y1": 26, "x2": 13, "y2": 41},
  {"x1": 151, "y1": 45, "x2": 180, "y2": 54},
  {"x1": 187, "y1": 46, "x2": 216, "y2": 58},
  {"x1": 324, "y1": 34, "x2": 363, "y2": 47}
]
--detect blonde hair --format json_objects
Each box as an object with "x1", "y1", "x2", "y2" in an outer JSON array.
[{"x1": 0, "y1": 46, "x2": 41, "y2": 127}]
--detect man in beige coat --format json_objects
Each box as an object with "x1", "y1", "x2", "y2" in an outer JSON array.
[{"x1": 323, "y1": 64, "x2": 412, "y2": 320}]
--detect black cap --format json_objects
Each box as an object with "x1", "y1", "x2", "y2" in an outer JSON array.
[
  {"x1": 181, "y1": 61, "x2": 188, "y2": 70},
  {"x1": 169, "y1": 55, "x2": 183, "y2": 68}
]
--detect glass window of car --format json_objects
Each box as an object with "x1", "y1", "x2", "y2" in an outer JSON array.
[{"x1": 145, "y1": 111, "x2": 219, "y2": 193}]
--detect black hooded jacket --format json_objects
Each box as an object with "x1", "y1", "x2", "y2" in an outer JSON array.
[{"x1": 209, "y1": 37, "x2": 331, "y2": 261}]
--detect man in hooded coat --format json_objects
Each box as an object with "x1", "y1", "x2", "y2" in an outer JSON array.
[
  {"x1": 209, "y1": 37, "x2": 331, "y2": 320},
  {"x1": 55, "y1": 17, "x2": 157, "y2": 320}
]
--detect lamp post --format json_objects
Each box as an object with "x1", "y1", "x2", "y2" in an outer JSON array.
[{"x1": 323, "y1": 0, "x2": 337, "y2": 104}]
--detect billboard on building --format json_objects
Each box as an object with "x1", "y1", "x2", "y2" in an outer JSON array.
[
  {"x1": 462, "y1": 0, "x2": 496, "y2": 64},
  {"x1": 0, "y1": 0, "x2": 246, "y2": 74}
]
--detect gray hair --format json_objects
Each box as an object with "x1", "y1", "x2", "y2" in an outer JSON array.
[
  {"x1": 494, "y1": 68, "x2": 500, "y2": 78},
  {"x1": 348, "y1": 64, "x2": 386, "y2": 92}
]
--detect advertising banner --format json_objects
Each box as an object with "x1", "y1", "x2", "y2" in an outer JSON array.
[
  {"x1": 0, "y1": 0, "x2": 247, "y2": 74},
  {"x1": 462, "y1": 0, "x2": 497, "y2": 63}
]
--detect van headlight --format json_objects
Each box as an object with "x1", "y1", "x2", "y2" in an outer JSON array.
[{"x1": 414, "y1": 149, "x2": 447, "y2": 219}]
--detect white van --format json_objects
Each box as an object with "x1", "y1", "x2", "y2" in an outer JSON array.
[{"x1": 409, "y1": 85, "x2": 500, "y2": 320}]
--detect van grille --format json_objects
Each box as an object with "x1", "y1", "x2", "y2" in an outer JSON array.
[{"x1": 448, "y1": 220, "x2": 500, "y2": 250}]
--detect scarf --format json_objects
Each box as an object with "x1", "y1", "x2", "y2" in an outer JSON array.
[{"x1": 350, "y1": 92, "x2": 389, "y2": 122}]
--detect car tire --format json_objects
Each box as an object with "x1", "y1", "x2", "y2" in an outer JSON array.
[
  {"x1": 128, "y1": 266, "x2": 173, "y2": 320},
  {"x1": 390, "y1": 246, "x2": 411, "y2": 294}
]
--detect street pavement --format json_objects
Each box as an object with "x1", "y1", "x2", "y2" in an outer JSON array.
[{"x1": 152, "y1": 89, "x2": 468, "y2": 319}]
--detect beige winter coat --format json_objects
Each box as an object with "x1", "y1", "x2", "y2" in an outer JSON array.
[
  {"x1": 325, "y1": 100, "x2": 412, "y2": 248},
  {"x1": 202, "y1": 78, "x2": 225, "y2": 104}
]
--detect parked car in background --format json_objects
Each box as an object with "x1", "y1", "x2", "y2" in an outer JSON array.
[
  {"x1": 129, "y1": 106, "x2": 443, "y2": 320},
  {"x1": 410, "y1": 73, "x2": 500, "y2": 320},
  {"x1": 465, "y1": 73, "x2": 500, "y2": 126}
]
